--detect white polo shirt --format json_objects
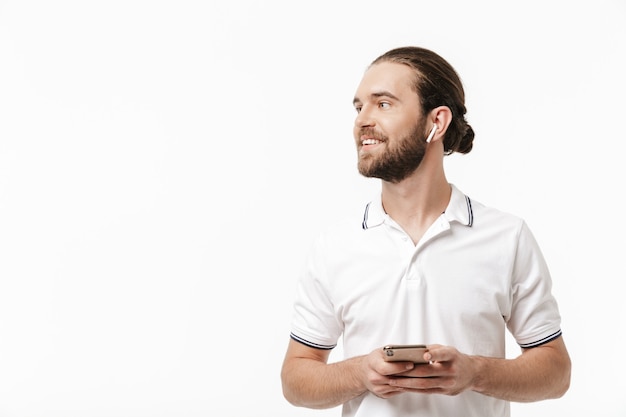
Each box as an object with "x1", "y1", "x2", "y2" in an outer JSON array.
[{"x1": 289, "y1": 184, "x2": 562, "y2": 417}]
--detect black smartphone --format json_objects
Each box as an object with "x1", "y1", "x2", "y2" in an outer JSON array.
[{"x1": 382, "y1": 344, "x2": 429, "y2": 363}]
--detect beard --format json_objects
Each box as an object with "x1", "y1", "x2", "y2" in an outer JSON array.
[{"x1": 357, "y1": 120, "x2": 427, "y2": 183}]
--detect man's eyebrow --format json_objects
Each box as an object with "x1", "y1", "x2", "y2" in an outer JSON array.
[{"x1": 352, "y1": 90, "x2": 400, "y2": 106}]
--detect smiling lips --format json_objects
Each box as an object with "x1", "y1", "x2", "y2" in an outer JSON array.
[
  {"x1": 359, "y1": 127, "x2": 385, "y2": 147},
  {"x1": 361, "y1": 138, "x2": 382, "y2": 145}
]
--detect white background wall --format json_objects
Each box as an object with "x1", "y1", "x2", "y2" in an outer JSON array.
[{"x1": 1, "y1": 1, "x2": 624, "y2": 416}]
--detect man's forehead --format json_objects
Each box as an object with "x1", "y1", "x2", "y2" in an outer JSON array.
[{"x1": 354, "y1": 62, "x2": 415, "y2": 101}]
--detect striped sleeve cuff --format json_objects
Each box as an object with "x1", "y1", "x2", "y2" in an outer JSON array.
[
  {"x1": 518, "y1": 330, "x2": 562, "y2": 348},
  {"x1": 290, "y1": 333, "x2": 336, "y2": 350}
]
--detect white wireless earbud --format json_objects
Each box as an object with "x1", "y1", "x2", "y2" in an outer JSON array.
[{"x1": 426, "y1": 124, "x2": 438, "y2": 143}]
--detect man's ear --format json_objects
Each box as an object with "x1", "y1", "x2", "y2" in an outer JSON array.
[{"x1": 427, "y1": 106, "x2": 453, "y2": 143}]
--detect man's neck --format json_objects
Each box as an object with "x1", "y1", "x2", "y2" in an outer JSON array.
[{"x1": 381, "y1": 171, "x2": 451, "y2": 245}]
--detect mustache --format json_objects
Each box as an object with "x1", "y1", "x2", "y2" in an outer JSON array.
[{"x1": 358, "y1": 127, "x2": 386, "y2": 141}]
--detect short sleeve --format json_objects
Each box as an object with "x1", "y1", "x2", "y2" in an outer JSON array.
[
  {"x1": 289, "y1": 233, "x2": 343, "y2": 349},
  {"x1": 507, "y1": 221, "x2": 562, "y2": 347}
]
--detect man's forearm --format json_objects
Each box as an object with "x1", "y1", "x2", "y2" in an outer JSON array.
[
  {"x1": 281, "y1": 355, "x2": 368, "y2": 409},
  {"x1": 471, "y1": 339, "x2": 571, "y2": 402}
]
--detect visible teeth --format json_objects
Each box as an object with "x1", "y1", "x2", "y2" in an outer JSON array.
[{"x1": 362, "y1": 139, "x2": 380, "y2": 145}]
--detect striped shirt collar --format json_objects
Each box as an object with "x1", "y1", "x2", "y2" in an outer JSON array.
[{"x1": 362, "y1": 184, "x2": 474, "y2": 230}]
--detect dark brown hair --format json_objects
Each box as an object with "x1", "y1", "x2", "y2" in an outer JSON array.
[{"x1": 371, "y1": 46, "x2": 474, "y2": 154}]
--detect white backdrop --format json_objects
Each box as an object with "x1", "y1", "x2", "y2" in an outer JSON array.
[{"x1": 1, "y1": 1, "x2": 625, "y2": 416}]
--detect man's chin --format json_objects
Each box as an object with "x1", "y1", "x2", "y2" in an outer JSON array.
[
  {"x1": 358, "y1": 168, "x2": 384, "y2": 181},
  {"x1": 357, "y1": 163, "x2": 375, "y2": 179}
]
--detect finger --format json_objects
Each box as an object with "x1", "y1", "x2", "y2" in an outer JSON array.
[
  {"x1": 424, "y1": 345, "x2": 452, "y2": 363},
  {"x1": 380, "y1": 361, "x2": 415, "y2": 376},
  {"x1": 373, "y1": 381, "x2": 406, "y2": 397}
]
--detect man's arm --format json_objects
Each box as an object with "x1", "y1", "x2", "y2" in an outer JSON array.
[
  {"x1": 280, "y1": 339, "x2": 365, "y2": 409},
  {"x1": 280, "y1": 338, "x2": 414, "y2": 409},
  {"x1": 470, "y1": 336, "x2": 571, "y2": 401},
  {"x1": 389, "y1": 336, "x2": 571, "y2": 402}
]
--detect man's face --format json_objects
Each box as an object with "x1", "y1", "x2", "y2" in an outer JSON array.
[{"x1": 352, "y1": 62, "x2": 427, "y2": 183}]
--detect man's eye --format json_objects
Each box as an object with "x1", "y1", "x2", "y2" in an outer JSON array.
[
  {"x1": 355, "y1": 106, "x2": 362, "y2": 113},
  {"x1": 379, "y1": 102, "x2": 390, "y2": 109}
]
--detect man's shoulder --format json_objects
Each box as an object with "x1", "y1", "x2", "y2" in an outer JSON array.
[{"x1": 452, "y1": 185, "x2": 526, "y2": 231}]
